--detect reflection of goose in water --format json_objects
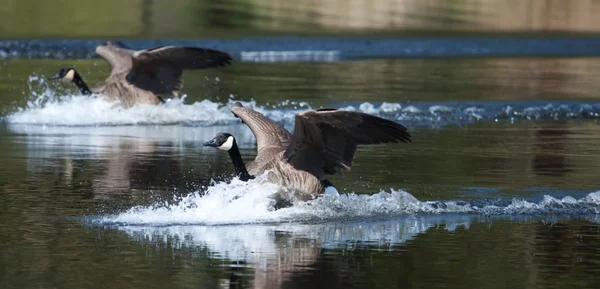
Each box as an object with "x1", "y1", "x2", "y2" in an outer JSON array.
[
  {"x1": 118, "y1": 216, "x2": 471, "y2": 288},
  {"x1": 11, "y1": 124, "x2": 244, "y2": 199},
  {"x1": 530, "y1": 124, "x2": 572, "y2": 177},
  {"x1": 48, "y1": 41, "x2": 232, "y2": 108},
  {"x1": 90, "y1": 138, "x2": 184, "y2": 197},
  {"x1": 204, "y1": 102, "x2": 411, "y2": 205},
  {"x1": 47, "y1": 137, "x2": 187, "y2": 199}
]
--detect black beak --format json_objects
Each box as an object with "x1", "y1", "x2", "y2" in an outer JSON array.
[
  {"x1": 47, "y1": 74, "x2": 61, "y2": 81},
  {"x1": 203, "y1": 139, "x2": 218, "y2": 147}
]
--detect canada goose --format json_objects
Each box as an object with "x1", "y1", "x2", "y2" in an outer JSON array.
[
  {"x1": 204, "y1": 102, "x2": 411, "y2": 205},
  {"x1": 48, "y1": 41, "x2": 232, "y2": 108}
]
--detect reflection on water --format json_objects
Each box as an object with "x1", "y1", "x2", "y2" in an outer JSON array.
[
  {"x1": 98, "y1": 215, "x2": 600, "y2": 289},
  {"x1": 2, "y1": 0, "x2": 600, "y2": 38},
  {"x1": 7, "y1": 120, "x2": 600, "y2": 215},
  {"x1": 530, "y1": 123, "x2": 573, "y2": 177},
  {"x1": 12, "y1": 124, "x2": 260, "y2": 204},
  {"x1": 117, "y1": 216, "x2": 472, "y2": 288},
  {"x1": 1, "y1": 41, "x2": 600, "y2": 287}
]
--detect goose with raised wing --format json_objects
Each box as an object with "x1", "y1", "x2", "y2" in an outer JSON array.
[
  {"x1": 204, "y1": 102, "x2": 411, "y2": 205},
  {"x1": 48, "y1": 41, "x2": 232, "y2": 108}
]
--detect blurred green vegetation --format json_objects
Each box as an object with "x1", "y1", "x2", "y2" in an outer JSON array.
[{"x1": 0, "y1": 0, "x2": 145, "y2": 38}]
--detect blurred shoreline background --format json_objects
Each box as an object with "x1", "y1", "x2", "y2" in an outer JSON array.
[{"x1": 2, "y1": 0, "x2": 600, "y2": 39}]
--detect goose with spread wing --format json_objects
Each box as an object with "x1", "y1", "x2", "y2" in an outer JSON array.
[
  {"x1": 48, "y1": 41, "x2": 232, "y2": 108},
  {"x1": 203, "y1": 102, "x2": 411, "y2": 205}
]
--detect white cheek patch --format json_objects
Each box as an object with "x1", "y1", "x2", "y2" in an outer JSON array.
[
  {"x1": 63, "y1": 69, "x2": 75, "y2": 82},
  {"x1": 218, "y1": 136, "x2": 234, "y2": 151}
]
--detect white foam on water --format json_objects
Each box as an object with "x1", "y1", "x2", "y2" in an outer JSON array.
[
  {"x1": 97, "y1": 172, "x2": 600, "y2": 226},
  {"x1": 339, "y1": 101, "x2": 600, "y2": 124},
  {"x1": 240, "y1": 50, "x2": 341, "y2": 62},
  {"x1": 4, "y1": 93, "x2": 307, "y2": 127},
  {"x1": 98, "y1": 174, "x2": 426, "y2": 226},
  {"x1": 5, "y1": 93, "x2": 246, "y2": 126},
  {"x1": 3, "y1": 77, "x2": 305, "y2": 126},
  {"x1": 103, "y1": 190, "x2": 600, "y2": 272},
  {"x1": 5, "y1": 78, "x2": 600, "y2": 128}
]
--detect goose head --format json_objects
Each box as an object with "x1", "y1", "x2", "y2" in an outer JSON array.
[
  {"x1": 48, "y1": 67, "x2": 77, "y2": 82},
  {"x1": 204, "y1": 132, "x2": 253, "y2": 181},
  {"x1": 204, "y1": 132, "x2": 236, "y2": 151}
]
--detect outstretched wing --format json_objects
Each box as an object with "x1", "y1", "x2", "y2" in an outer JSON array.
[
  {"x1": 284, "y1": 109, "x2": 411, "y2": 179},
  {"x1": 231, "y1": 102, "x2": 292, "y2": 155},
  {"x1": 126, "y1": 46, "x2": 232, "y2": 95},
  {"x1": 95, "y1": 44, "x2": 134, "y2": 75}
]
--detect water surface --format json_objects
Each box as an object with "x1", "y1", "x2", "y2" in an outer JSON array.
[
  {"x1": 2, "y1": 53, "x2": 600, "y2": 288},
  {"x1": 2, "y1": 3, "x2": 600, "y2": 286}
]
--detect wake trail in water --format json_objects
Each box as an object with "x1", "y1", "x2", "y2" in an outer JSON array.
[
  {"x1": 1, "y1": 75, "x2": 303, "y2": 126},
  {"x1": 340, "y1": 101, "x2": 600, "y2": 126},
  {"x1": 94, "y1": 174, "x2": 600, "y2": 226},
  {"x1": 2, "y1": 76, "x2": 300, "y2": 126},
  {"x1": 7, "y1": 94, "x2": 240, "y2": 126},
  {"x1": 3, "y1": 76, "x2": 600, "y2": 126},
  {"x1": 5, "y1": 94, "x2": 600, "y2": 127}
]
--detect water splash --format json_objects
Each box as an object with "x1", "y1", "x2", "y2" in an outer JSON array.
[
  {"x1": 3, "y1": 77, "x2": 307, "y2": 126},
  {"x1": 6, "y1": 94, "x2": 241, "y2": 126},
  {"x1": 95, "y1": 174, "x2": 600, "y2": 226},
  {"x1": 3, "y1": 85, "x2": 304, "y2": 126},
  {"x1": 4, "y1": 77, "x2": 600, "y2": 126},
  {"x1": 6, "y1": 94, "x2": 600, "y2": 127}
]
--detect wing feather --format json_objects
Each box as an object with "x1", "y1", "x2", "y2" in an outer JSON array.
[
  {"x1": 95, "y1": 45, "x2": 133, "y2": 75},
  {"x1": 127, "y1": 46, "x2": 232, "y2": 95},
  {"x1": 284, "y1": 109, "x2": 411, "y2": 179},
  {"x1": 230, "y1": 102, "x2": 292, "y2": 155}
]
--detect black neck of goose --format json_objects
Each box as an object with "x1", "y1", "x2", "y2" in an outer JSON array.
[
  {"x1": 228, "y1": 141, "x2": 254, "y2": 181},
  {"x1": 72, "y1": 71, "x2": 92, "y2": 95}
]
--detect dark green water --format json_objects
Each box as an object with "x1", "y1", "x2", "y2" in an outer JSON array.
[
  {"x1": 2, "y1": 56, "x2": 600, "y2": 289},
  {"x1": 3, "y1": 1, "x2": 600, "y2": 288}
]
